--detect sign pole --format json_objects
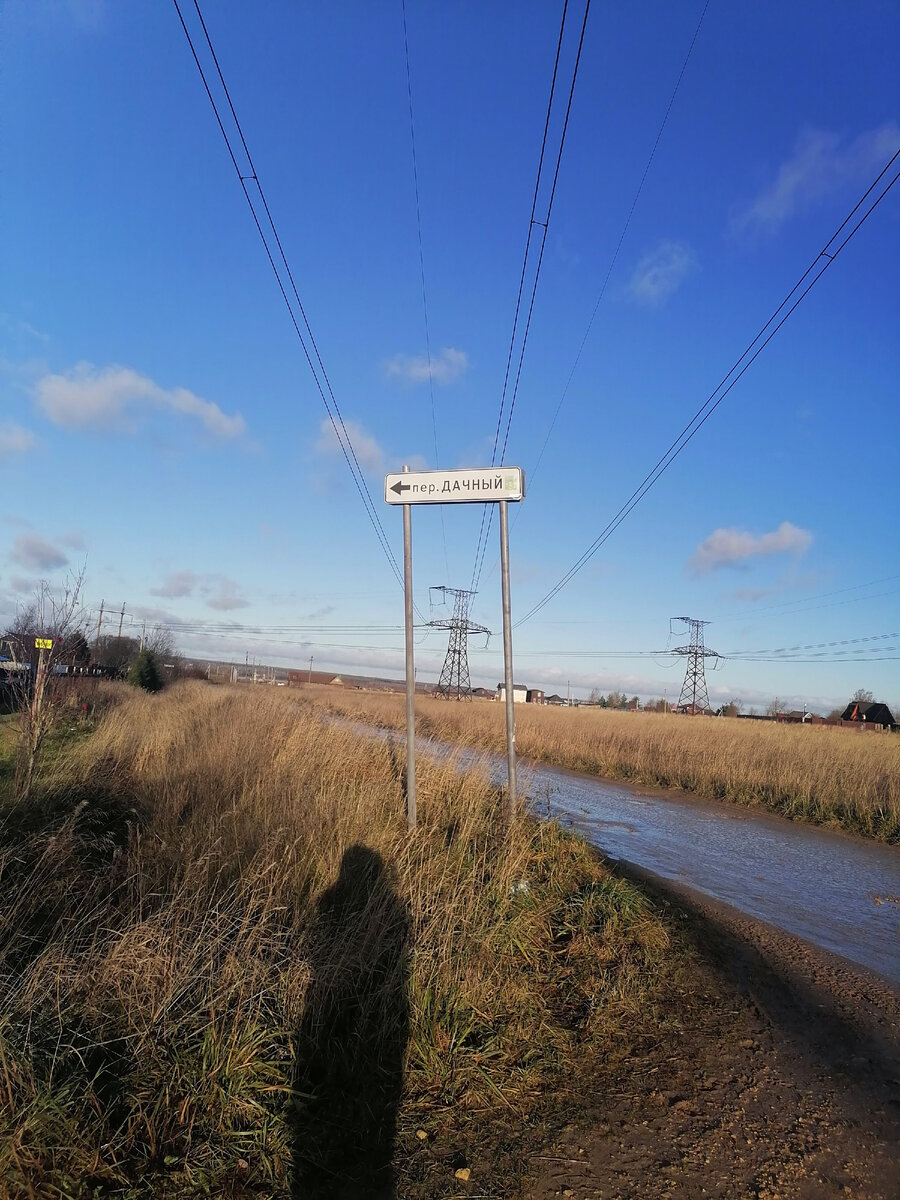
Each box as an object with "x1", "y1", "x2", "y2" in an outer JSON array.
[
  {"x1": 499, "y1": 499, "x2": 517, "y2": 818},
  {"x1": 385, "y1": 464, "x2": 525, "y2": 825},
  {"x1": 402, "y1": 465, "x2": 417, "y2": 830}
]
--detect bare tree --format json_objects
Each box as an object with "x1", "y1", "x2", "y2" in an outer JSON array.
[
  {"x1": 4, "y1": 571, "x2": 90, "y2": 800},
  {"x1": 146, "y1": 624, "x2": 176, "y2": 662}
]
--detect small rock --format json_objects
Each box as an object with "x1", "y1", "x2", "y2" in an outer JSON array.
[{"x1": 455, "y1": 1167, "x2": 471, "y2": 1181}]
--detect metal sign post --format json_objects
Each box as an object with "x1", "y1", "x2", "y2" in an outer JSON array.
[
  {"x1": 386, "y1": 466, "x2": 525, "y2": 823},
  {"x1": 401, "y1": 466, "x2": 416, "y2": 830},
  {"x1": 498, "y1": 500, "x2": 516, "y2": 817}
]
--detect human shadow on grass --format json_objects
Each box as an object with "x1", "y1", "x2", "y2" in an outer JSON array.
[{"x1": 292, "y1": 845, "x2": 410, "y2": 1199}]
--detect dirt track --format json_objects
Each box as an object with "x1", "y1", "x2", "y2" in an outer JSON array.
[{"x1": 526, "y1": 868, "x2": 900, "y2": 1200}]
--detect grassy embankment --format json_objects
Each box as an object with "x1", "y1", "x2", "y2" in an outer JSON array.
[
  {"x1": 0, "y1": 683, "x2": 707, "y2": 1198},
  {"x1": 308, "y1": 687, "x2": 900, "y2": 843}
]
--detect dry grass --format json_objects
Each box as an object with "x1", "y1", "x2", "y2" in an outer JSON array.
[
  {"x1": 0, "y1": 683, "x2": 696, "y2": 1198},
  {"x1": 306, "y1": 687, "x2": 900, "y2": 843}
]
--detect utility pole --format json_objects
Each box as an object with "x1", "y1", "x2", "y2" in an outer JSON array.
[
  {"x1": 117, "y1": 602, "x2": 126, "y2": 639},
  {"x1": 671, "y1": 617, "x2": 719, "y2": 714},
  {"x1": 308, "y1": 655, "x2": 313, "y2": 684},
  {"x1": 94, "y1": 600, "x2": 104, "y2": 653},
  {"x1": 429, "y1": 587, "x2": 490, "y2": 700},
  {"x1": 140, "y1": 620, "x2": 146, "y2": 651}
]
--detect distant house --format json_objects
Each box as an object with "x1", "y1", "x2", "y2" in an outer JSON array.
[
  {"x1": 287, "y1": 670, "x2": 344, "y2": 688},
  {"x1": 469, "y1": 687, "x2": 496, "y2": 700},
  {"x1": 497, "y1": 682, "x2": 528, "y2": 704},
  {"x1": 777, "y1": 709, "x2": 812, "y2": 724},
  {"x1": 840, "y1": 701, "x2": 895, "y2": 727},
  {"x1": 545, "y1": 693, "x2": 567, "y2": 706},
  {"x1": 526, "y1": 689, "x2": 545, "y2": 705}
]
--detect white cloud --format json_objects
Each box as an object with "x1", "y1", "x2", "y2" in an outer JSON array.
[
  {"x1": 0, "y1": 315, "x2": 49, "y2": 344},
  {"x1": 736, "y1": 123, "x2": 900, "y2": 232},
  {"x1": 727, "y1": 586, "x2": 778, "y2": 604},
  {"x1": 9, "y1": 533, "x2": 68, "y2": 571},
  {"x1": 689, "y1": 522, "x2": 812, "y2": 574},
  {"x1": 628, "y1": 241, "x2": 697, "y2": 306},
  {"x1": 315, "y1": 417, "x2": 384, "y2": 473},
  {"x1": 151, "y1": 571, "x2": 198, "y2": 599},
  {"x1": 385, "y1": 347, "x2": 468, "y2": 386},
  {"x1": 146, "y1": 571, "x2": 248, "y2": 609},
  {"x1": 0, "y1": 423, "x2": 37, "y2": 458},
  {"x1": 34, "y1": 363, "x2": 246, "y2": 439},
  {"x1": 202, "y1": 576, "x2": 250, "y2": 612}
]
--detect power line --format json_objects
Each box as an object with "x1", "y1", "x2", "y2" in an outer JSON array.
[
  {"x1": 470, "y1": 0, "x2": 591, "y2": 592},
  {"x1": 128, "y1": 613, "x2": 898, "y2": 666},
  {"x1": 401, "y1": 0, "x2": 450, "y2": 582},
  {"x1": 730, "y1": 655, "x2": 900, "y2": 664},
  {"x1": 516, "y1": 146, "x2": 900, "y2": 628},
  {"x1": 725, "y1": 632, "x2": 898, "y2": 657},
  {"x1": 172, "y1": 0, "x2": 407, "y2": 596},
  {"x1": 713, "y1": 574, "x2": 900, "y2": 621},
  {"x1": 527, "y1": 0, "x2": 710, "y2": 494}
]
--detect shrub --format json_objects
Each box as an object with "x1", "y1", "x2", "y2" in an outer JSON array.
[{"x1": 127, "y1": 648, "x2": 163, "y2": 693}]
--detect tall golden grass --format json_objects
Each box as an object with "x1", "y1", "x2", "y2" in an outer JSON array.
[
  {"x1": 306, "y1": 688, "x2": 900, "y2": 842},
  {"x1": 0, "y1": 683, "x2": 694, "y2": 1198}
]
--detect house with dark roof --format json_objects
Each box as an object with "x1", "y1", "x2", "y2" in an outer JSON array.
[{"x1": 840, "y1": 701, "x2": 895, "y2": 727}]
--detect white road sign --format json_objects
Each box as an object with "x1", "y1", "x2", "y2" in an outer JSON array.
[{"x1": 385, "y1": 466, "x2": 525, "y2": 505}]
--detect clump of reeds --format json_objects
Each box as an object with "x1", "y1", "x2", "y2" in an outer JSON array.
[
  {"x1": 308, "y1": 687, "x2": 900, "y2": 842},
  {"x1": 0, "y1": 683, "x2": 686, "y2": 1198}
]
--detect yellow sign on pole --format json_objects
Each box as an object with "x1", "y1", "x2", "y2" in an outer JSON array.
[{"x1": 35, "y1": 638, "x2": 53, "y2": 650}]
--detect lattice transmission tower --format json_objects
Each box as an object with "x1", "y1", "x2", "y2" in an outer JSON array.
[
  {"x1": 671, "y1": 617, "x2": 720, "y2": 714},
  {"x1": 430, "y1": 587, "x2": 490, "y2": 700}
]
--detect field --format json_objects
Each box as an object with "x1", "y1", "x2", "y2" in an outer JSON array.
[
  {"x1": 306, "y1": 687, "x2": 900, "y2": 843},
  {"x1": 0, "y1": 683, "x2": 705, "y2": 1198}
]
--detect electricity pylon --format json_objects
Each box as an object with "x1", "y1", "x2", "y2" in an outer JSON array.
[
  {"x1": 430, "y1": 587, "x2": 490, "y2": 700},
  {"x1": 671, "y1": 617, "x2": 719, "y2": 714}
]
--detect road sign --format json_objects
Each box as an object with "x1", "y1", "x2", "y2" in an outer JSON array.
[
  {"x1": 384, "y1": 466, "x2": 525, "y2": 504},
  {"x1": 387, "y1": 462, "x2": 523, "y2": 827},
  {"x1": 35, "y1": 638, "x2": 53, "y2": 650}
]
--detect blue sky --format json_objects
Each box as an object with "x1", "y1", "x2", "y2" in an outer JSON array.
[{"x1": 2, "y1": 0, "x2": 898, "y2": 713}]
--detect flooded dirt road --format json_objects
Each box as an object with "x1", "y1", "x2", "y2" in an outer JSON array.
[
  {"x1": 362, "y1": 723, "x2": 900, "y2": 988},
  {"x1": 532, "y1": 761, "x2": 900, "y2": 988},
  {"x1": 336, "y1": 718, "x2": 900, "y2": 1196}
]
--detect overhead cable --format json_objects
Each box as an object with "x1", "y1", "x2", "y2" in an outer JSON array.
[
  {"x1": 470, "y1": 0, "x2": 591, "y2": 592},
  {"x1": 527, "y1": 0, "x2": 710, "y2": 493},
  {"x1": 172, "y1": 0, "x2": 408, "y2": 596},
  {"x1": 713, "y1": 574, "x2": 900, "y2": 621},
  {"x1": 515, "y1": 147, "x2": 900, "y2": 628},
  {"x1": 401, "y1": 0, "x2": 450, "y2": 580}
]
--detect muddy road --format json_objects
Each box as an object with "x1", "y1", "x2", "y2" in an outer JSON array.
[
  {"x1": 525, "y1": 873, "x2": 900, "y2": 1200},
  {"x1": 366, "y1": 723, "x2": 900, "y2": 986},
  {"x1": 345, "y1": 719, "x2": 900, "y2": 1195}
]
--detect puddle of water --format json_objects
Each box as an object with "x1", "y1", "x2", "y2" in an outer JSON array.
[{"x1": 338, "y1": 719, "x2": 900, "y2": 987}]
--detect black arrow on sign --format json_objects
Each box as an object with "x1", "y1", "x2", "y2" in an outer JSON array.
[{"x1": 391, "y1": 481, "x2": 411, "y2": 495}]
